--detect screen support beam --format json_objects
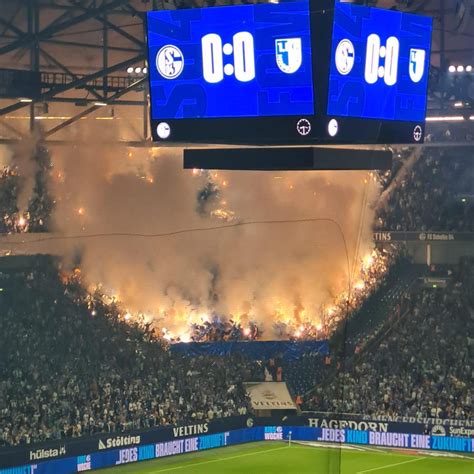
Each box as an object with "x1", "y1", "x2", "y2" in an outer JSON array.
[{"x1": 183, "y1": 147, "x2": 393, "y2": 171}]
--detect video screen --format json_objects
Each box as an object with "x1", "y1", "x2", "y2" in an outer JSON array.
[
  {"x1": 327, "y1": 2, "x2": 432, "y2": 122},
  {"x1": 147, "y1": 1, "x2": 315, "y2": 120},
  {"x1": 146, "y1": 0, "x2": 432, "y2": 145}
]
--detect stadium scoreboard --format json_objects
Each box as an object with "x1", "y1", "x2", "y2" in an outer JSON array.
[{"x1": 146, "y1": 0, "x2": 432, "y2": 146}]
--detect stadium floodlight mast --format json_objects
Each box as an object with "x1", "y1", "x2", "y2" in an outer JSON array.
[
  {"x1": 449, "y1": 64, "x2": 473, "y2": 73},
  {"x1": 127, "y1": 66, "x2": 148, "y2": 76}
]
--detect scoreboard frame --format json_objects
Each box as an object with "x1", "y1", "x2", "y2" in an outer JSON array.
[{"x1": 146, "y1": 0, "x2": 432, "y2": 146}]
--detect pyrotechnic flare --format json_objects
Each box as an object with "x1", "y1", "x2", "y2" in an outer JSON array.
[{"x1": 7, "y1": 134, "x2": 387, "y2": 340}]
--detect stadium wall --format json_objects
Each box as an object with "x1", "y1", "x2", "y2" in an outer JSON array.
[{"x1": 1, "y1": 417, "x2": 473, "y2": 473}]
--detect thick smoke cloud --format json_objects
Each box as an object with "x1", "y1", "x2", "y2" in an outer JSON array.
[
  {"x1": 11, "y1": 136, "x2": 42, "y2": 214},
  {"x1": 3, "y1": 129, "x2": 380, "y2": 339},
  {"x1": 44, "y1": 136, "x2": 379, "y2": 339}
]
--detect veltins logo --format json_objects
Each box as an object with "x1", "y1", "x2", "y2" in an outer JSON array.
[
  {"x1": 172, "y1": 423, "x2": 209, "y2": 438},
  {"x1": 98, "y1": 435, "x2": 141, "y2": 450},
  {"x1": 156, "y1": 45, "x2": 184, "y2": 79},
  {"x1": 275, "y1": 38, "x2": 302, "y2": 74}
]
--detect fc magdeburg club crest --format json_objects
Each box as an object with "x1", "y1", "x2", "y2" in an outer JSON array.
[
  {"x1": 409, "y1": 48, "x2": 426, "y2": 83},
  {"x1": 275, "y1": 38, "x2": 302, "y2": 74}
]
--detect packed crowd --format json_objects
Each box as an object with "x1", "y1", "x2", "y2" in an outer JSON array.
[
  {"x1": 304, "y1": 259, "x2": 473, "y2": 421},
  {"x1": 1, "y1": 143, "x2": 473, "y2": 450},
  {"x1": 376, "y1": 147, "x2": 474, "y2": 232},
  {"x1": 0, "y1": 261, "x2": 261, "y2": 447},
  {"x1": 187, "y1": 247, "x2": 400, "y2": 343},
  {"x1": 0, "y1": 145, "x2": 53, "y2": 234}
]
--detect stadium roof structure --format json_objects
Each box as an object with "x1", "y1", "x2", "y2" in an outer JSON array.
[{"x1": 0, "y1": 0, "x2": 472, "y2": 147}]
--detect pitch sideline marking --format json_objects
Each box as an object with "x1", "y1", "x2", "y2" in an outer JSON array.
[
  {"x1": 150, "y1": 445, "x2": 289, "y2": 473},
  {"x1": 357, "y1": 456, "x2": 425, "y2": 473}
]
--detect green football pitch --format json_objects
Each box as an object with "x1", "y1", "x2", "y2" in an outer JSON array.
[{"x1": 99, "y1": 441, "x2": 473, "y2": 474}]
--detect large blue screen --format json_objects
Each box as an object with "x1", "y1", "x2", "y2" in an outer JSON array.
[
  {"x1": 147, "y1": 1, "x2": 315, "y2": 119},
  {"x1": 327, "y1": 3, "x2": 432, "y2": 122}
]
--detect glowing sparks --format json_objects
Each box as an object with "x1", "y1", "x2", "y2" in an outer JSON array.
[
  {"x1": 363, "y1": 253, "x2": 374, "y2": 269},
  {"x1": 211, "y1": 209, "x2": 236, "y2": 222},
  {"x1": 58, "y1": 245, "x2": 391, "y2": 344}
]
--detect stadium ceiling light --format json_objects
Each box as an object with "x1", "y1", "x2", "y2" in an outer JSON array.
[
  {"x1": 425, "y1": 116, "x2": 465, "y2": 122},
  {"x1": 135, "y1": 67, "x2": 142, "y2": 74},
  {"x1": 143, "y1": 67, "x2": 148, "y2": 74},
  {"x1": 19, "y1": 98, "x2": 33, "y2": 103},
  {"x1": 127, "y1": 67, "x2": 134, "y2": 74},
  {"x1": 454, "y1": 101, "x2": 464, "y2": 107},
  {"x1": 470, "y1": 116, "x2": 474, "y2": 121},
  {"x1": 94, "y1": 102, "x2": 107, "y2": 107},
  {"x1": 467, "y1": 65, "x2": 473, "y2": 72},
  {"x1": 457, "y1": 65, "x2": 465, "y2": 72},
  {"x1": 448, "y1": 65, "x2": 456, "y2": 73}
]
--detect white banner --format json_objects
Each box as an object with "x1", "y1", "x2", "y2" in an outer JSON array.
[{"x1": 244, "y1": 382, "x2": 296, "y2": 410}]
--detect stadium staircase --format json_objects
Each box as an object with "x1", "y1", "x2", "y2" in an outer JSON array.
[
  {"x1": 298, "y1": 262, "x2": 424, "y2": 401},
  {"x1": 343, "y1": 262, "x2": 424, "y2": 355}
]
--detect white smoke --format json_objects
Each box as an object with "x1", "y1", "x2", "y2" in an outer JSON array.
[
  {"x1": 46, "y1": 137, "x2": 380, "y2": 338},
  {"x1": 3, "y1": 129, "x2": 381, "y2": 339}
]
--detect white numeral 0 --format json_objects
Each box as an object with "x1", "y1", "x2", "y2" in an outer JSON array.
[
  {"x1": 202, "y1": 34, "x2": 224, "y2": 84},
  {"x1": 365, "y1": 34, "x2": 380, "y2": 85},
  {"x1": 384, "y1": 37, "x2": 399, "y2": 86},
  {"x1": 232, "y1": 32, "x2": 255, "y2": 83}
]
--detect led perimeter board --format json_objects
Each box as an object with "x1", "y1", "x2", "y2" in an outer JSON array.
[{"x1": 147, "y1": 0, "x2": 432, "y2": 145}]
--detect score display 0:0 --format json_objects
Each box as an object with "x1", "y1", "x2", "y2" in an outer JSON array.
[{"x1": 201, "y1": 32, "x2": 256, "y2": 84}]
